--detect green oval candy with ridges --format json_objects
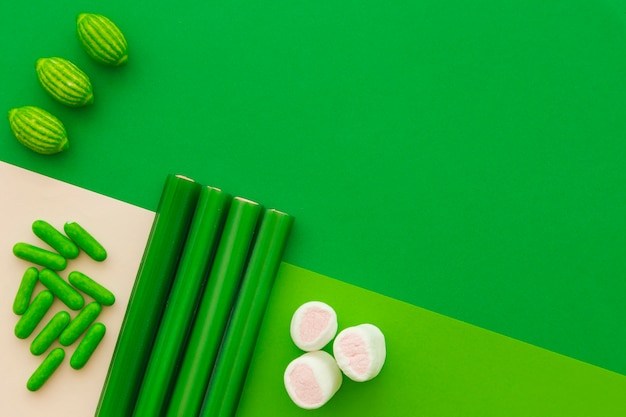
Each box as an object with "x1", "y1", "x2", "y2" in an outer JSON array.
[
  {"x1": 59, "y1": 301, "x2": 102, "y2": 346},
  {"x1": 30, "y1": 310, "x2": 71, "y2": 356},
  {"x1": 27, "y1": 347, "x2": 65, "y2": 391},
  {"x1": 36, "y1": 57, "x2": 94, "y2": 107},
  {"x1": 70, "y1": 322, "x2": 106, "y2": 370},
  {"x1": 15, "y1": 290, "x2": 54, "y2": 339},
  {"x1": 39, "y1": 268, "x2": 84, "y2": 310},
  {"x1": 32, "y1": 220, "x2": 79, "y2": 259},
  {"x1": 64, "y1": 221, "x2": 107, "y2": 261},
  {"x1": 13, "y1": 242, "x2": 67, "y2": 270},
  {"x1": 13, "y1": 267, "x2": 39, "y2": 315},
  {"x1": 7, "y1": 106, "x2": 69, "y2": 155},
  {"x1": 77, "y1": 13, "x2": 128, "y2": 66},
  {"x1": 68, "y1": 271, "x2": 115, "y2": 306}
]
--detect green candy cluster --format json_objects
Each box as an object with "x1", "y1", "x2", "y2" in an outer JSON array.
[
  {"x1": 11, "y1": 219, "x2": 115, "y2": 391},
  {"x1": 7, "y1": 13, "x2": 128, "y2": 155}
]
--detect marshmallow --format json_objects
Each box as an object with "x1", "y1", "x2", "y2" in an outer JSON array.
[
  {"x1": 290, "y1": 301, "x2": 338, "y2": 351},
  {"x1": 333, "y1": 323, "x2": 386, "y2": 382},
  {"x1": 284, "y1": 351, "x2": 343, "y2": 409}
]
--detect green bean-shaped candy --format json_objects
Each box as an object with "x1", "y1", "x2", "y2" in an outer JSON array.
[
  {"x1": 13, "y1": 242, "x2": 67, "y2": 271},
  {"x1": 59, "y1": 301, "x2": 102, "y2": 346},
  {"x1": 64, "y1": 221, "x2": 107, "y2": 261},
  {"x1": 39, "y1": 268, "x2": 84, "y2": 310},
  {"x1": 70, "y1": 322, "x2": 106, "y2": 370},
  {"x1": 30, "y1": 311, "x2": 71, "y2": 356},
  {"x1": 15, "y1": 290, "x2": 54, "y2": 339},
  {"x1": 68, "y1": 271, "x2": 115, "y2": 306},
  {"x1": 32, "y1": 220, "x2": 79, "y2": 259},
  {"x1": 13, "y1": 267, "x2": 39, "y2": 315},
  {"x1": 27, "y1": 347, "x2": 65, "y2": 391}
]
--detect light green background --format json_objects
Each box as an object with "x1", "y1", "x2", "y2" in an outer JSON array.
[
  {"x1": 238, "y1": 264, "x2": 626, "y2": 416},
  {"x1": 1, "y1": 0, "x2": 625, "y2": 382}
]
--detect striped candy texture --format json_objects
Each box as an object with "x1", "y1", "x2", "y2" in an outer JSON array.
[
  {"x1": 7, "y1": 106, "x2": 69, "y2": 154},
  {"x1": 77, "y1": 13, "x2": 128, "y2": 66},
  {"x1": 36, "y1": 57, "x2": 94, "y2": 107}
]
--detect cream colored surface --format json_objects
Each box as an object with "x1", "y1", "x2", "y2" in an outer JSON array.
[{"x1": 0, "y1": 161, "x2": 154, "y2": 416}]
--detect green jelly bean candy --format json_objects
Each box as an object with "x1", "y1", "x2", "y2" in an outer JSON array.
[
  {"x1": 64, "y1": 221, "x2": 107, "y2": 261},
  {"x1": 13, "y1": 267, "x2": 39, "y2": 315},
  {"x1": 13, "y1": 242, "x2": 67, "y2": 271},
  {"x1": 68, "y1": 271, "x2": 115, "y2": 306},
  {"x1": 70, "y1": 322, "x2": 106, "y2": 370},
  {"x1": 59, "y1": 301, "x2": 102, "y2": 346},
  {"x1": 15, "y1": 290, "x2": 54, "y2": 339},
  {"x1": 30, "y1": 311, "x2": 71, "y2": 356},
  {"x1": 27, "y1": 347, "x2": 65, "y2": 391},
  {"x1": 39, "y1": 268, "x2": 84, "y2": 310},
  {"x1": 32, "y1": 220, "x2": 79, "y2": 259}
]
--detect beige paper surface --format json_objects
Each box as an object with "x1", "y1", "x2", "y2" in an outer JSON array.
[{"x1": 0, "y1": 161, "x2": 154, "y2": 416}]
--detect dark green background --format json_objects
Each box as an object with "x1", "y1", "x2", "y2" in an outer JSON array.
[{"x1": 2, "y1": 0, "x2": 625, "y2": 376}]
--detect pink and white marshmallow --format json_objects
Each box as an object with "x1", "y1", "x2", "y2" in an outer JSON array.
[
  {"x1": 333, "y1": 323, "x2": 386, "y2": 382},
  {"x1": 290, "y1": 301, "x2": 338, "y2": 351},
  {"x1": 284, "y1": 350, "x2": 343, "y2": 409}
]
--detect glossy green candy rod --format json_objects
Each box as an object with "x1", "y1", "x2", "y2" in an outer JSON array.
[
  {"x1": 64, "y1": 221, "x2": 107, "y2": 261},
  {"x1": 68, "y1": 271, "x2": 115, "y2": 306},
  {"x1": 13, "y1": 267, "x2": 39, "y2": 315},
  {"x1": 39, "y1": 268, "x2": 84, "y2": 310},
  {"x1": 13, "y1": 242, "x2": 67, "y2": 270},
  {"x1": 15, "y1": 290, "x2": 54, "y2": 339},
  {"x1": 201, "y1": 209, "x2": 294, "y2": 417},
  {"x1": 96, "y1": 174, "x2": 201, "y2": 417},
  {"x1": 132, "y1": 186, "x2": 231, "y2": 417},
  {"x1": 32, "y1": 220, "x2": 79, "y2": 259},
  {"x1": 27, "y1": 347, "x2": 65, "y2": 391},
  {"x1": 59, "y1": 301, "x2": 102, "y2": 346},
  {"x1": 166, "y1": 197, "x2": 263, "y2": 417},
  {"x1": 71, "y1": 322, "x2": 106, "y2": 370},
  {"x1": 30, "y1": 310, "x2": 71, "y2": 356}
]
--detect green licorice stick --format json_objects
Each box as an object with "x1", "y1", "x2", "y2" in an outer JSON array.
[
  {"x1": 70, "y1": 322, "x2": 106, "y2": 370},
  {"x1": 15, "y1": 290, "x2": 54, "y2": 339},
  {"x1": 200, "y1": 209, "x2": 294, "y2": 417},
  {"x1": 39, "y1": 268, "x2": 85, "y2": 310},
  {"x1": 132, "y1": 186, "x2": 230, "y2": 417},
  {"x1": 32, "y1": 220, "x2": 79, "y2": 259},
  {"x1": 68, "y1": 271, "x2": 116, "y2": 306},
  {"x1": 165, "y1": 197, "x2": 263, "y2": 417},
  {"x1": 30, "y1": 310, "x2": 71, "y2": 356},
  {"x1": 64, "y1": 221, "x2": 107, "y2": 261},
  {"x1": 27, "y1": 347, "x2": 65, "y2": 391},
  {"x1": 59, "y1": 301, "x2": 102, "y2": 346},
  {"x1": 13, "y1": 267, "x2": 39, "y2": 315},
  {"x1": 13, "y1": 242, "x2": 67, "y2": 270},
  {"x1": 96, "y1": 174, "x2": 201, "y2": 417}
]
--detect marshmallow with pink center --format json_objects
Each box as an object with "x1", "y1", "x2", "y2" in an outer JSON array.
[
  {"x1": 290, "y1": 301, "x2": 338, "y2": 351},
  {"x1": 284, "y1": 350, "x2": 343, "y2": 409},
  {"x1": 333, "y1": 323, "x2": 386, "y2": 382}
]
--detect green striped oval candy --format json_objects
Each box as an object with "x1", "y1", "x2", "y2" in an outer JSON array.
[
  {"x1": 36, "y1": 57, "x2": 94, "y2": 107},
  {"x1": 7, "y1": 106, "x2": 69, "y2": 155},
  {"x1": 77, "y1": 13, "x2": 128, "y2": 66}
]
